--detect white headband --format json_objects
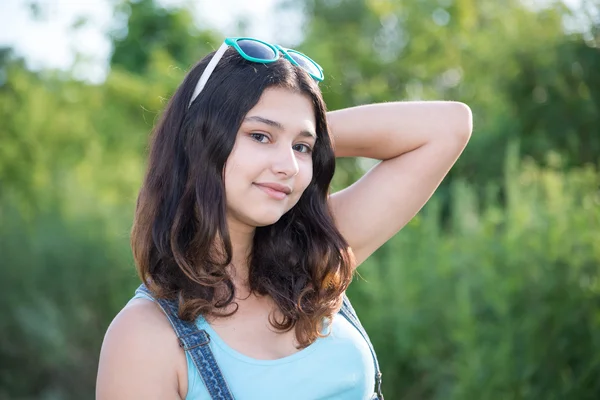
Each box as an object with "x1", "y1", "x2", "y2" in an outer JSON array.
[{"x1": 188, "y1": 42, "x2": 230, "y2": 108}]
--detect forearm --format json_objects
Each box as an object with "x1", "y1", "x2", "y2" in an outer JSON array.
[{"x1": 327, "y1": 101, "x2": 472, "y2": 160}]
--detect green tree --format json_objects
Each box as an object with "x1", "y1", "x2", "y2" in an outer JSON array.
[
  {"x1": 288, "y1": 0, "x2": 600, "y2": 189},
  {"x1": 110, "y1": 0, "x2": 220, "y2": 73}
]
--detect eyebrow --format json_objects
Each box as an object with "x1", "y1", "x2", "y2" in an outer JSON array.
[{"x1": 244, "y1": 116, "x2": 317, "y2": 140}]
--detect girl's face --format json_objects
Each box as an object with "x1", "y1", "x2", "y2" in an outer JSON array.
[{"x1": 224, "y1": 87, "x2": 317, "y2": 230}]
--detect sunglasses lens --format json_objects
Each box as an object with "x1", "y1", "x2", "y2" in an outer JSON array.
[
  {"x1": 237, "y1": 39, "x2": 277, "y2": 61},
  {"x1": 289, "y1": 52, "x2": 322, "y2": 79}
]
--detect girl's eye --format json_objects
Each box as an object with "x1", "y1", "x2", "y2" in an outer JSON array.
[
  {"x1": 293, "y1": 143, "x2": 313, "y2": 154},
  {"x1": 250, "y1": 132, "x2": 312, "y2": 154},
  {"x1": 250, "y1": 133, "x2": 269, "y2": 143}
]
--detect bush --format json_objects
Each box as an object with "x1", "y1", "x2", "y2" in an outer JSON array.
[
  {"x1": 350, "y1": 153, "x2": 600, "y2": 399},
  {"x1": 0, "y1": 201, "x2": 137, "y2": 400}
]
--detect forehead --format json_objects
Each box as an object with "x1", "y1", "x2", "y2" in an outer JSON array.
[{"x1": 244, "y1": 87, "x2": 316, "y2": 133}]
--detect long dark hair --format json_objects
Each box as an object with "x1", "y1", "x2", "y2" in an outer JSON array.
[{"x1": 131, "y1": 47, "x2": 355, "y2": 348}]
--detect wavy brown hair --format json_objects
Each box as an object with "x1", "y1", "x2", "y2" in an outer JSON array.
[{"x1": 131, "y1": 47, "x2": 355, "y2": 348}]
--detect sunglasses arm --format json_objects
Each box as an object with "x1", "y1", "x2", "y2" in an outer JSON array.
[{"x1": 189, "y1": 42, "x2": 230, "y2": 107}]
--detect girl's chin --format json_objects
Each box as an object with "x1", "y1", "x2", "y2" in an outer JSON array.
[
  {"x1": 251, "y1": 216, "x2": 284, "y2": 228},
  {"x1": 247, "y1": 209, "x2": 290, "y2": 228}
]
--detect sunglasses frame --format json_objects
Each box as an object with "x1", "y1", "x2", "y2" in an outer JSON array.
[
  {"x1": 226, "y1": 37, "x2": 324, "y2": 82},
  {"x1": 188, "y1": 37, "x2": 324, "y2": 107}
]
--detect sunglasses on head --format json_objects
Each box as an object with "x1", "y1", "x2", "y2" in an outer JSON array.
[{"x1": 188, "y1": 37, "x2": 324, "y2": 107}]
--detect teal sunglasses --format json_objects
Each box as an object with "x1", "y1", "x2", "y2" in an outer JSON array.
[{"x1": 189, "y1": 37, "x2": 324, "y2": 107}]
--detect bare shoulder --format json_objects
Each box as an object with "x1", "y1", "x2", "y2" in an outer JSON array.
[{"x1": 96, "y1": 298, "x2": 187, "y2": 400}]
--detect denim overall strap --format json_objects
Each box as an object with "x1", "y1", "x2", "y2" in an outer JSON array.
[
  {"x1": 135, "y1": 284, "x2": 235, "y2": 400},
  {"x1": 339, "y1": 294, "x2": 384, "y2": 400}
]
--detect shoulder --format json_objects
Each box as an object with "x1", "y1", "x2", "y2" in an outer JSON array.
[{"x1": 96, "y1": 298, "x2": 188, "y2": 400}]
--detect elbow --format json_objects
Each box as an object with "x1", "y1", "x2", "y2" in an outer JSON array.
[{"x1": 450, "y1": 102, "x2": 473, "y2": 143}]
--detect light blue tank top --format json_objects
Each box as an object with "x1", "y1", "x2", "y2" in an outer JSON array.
[{"x1": 130, "y1": 292, "x2": 375, "y2": 399}]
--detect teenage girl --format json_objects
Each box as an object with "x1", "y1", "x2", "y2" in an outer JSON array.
[{"x1": 96, "y1": 37, "x2": 472, "y2": 399}]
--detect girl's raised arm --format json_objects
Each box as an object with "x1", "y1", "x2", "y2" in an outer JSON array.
[{"x1": 328, "y1": 101, "x2": 473, "y2": 267}]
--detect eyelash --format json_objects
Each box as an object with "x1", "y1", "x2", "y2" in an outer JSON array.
[{"x1": 249, "y1": 133, "x2": 313, "y2": 154}]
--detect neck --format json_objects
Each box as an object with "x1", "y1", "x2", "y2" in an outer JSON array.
[{"x1": 224, "y1": 218, "x2": 255, "y2": 292}]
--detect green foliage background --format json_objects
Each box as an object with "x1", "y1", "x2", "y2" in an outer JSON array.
[{"x1": 1, "y1": 0, "x2": 599, "y2": 398}]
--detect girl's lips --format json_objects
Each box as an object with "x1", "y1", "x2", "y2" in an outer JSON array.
[{"x1": 253, "y1": 183, "x2": 289, "y2": 200}]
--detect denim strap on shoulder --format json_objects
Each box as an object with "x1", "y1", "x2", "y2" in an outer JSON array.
[
  {"x1": 135, "y1": 284, "x2": 235, "y2": 400},
  {"x1": 339, "y1": 294, "x2": 384, "y2": 400}
]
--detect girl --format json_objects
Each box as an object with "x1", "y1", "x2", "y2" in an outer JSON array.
[{"x1": 96, "y1": 37, "x2": 472, "y2": 399}]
